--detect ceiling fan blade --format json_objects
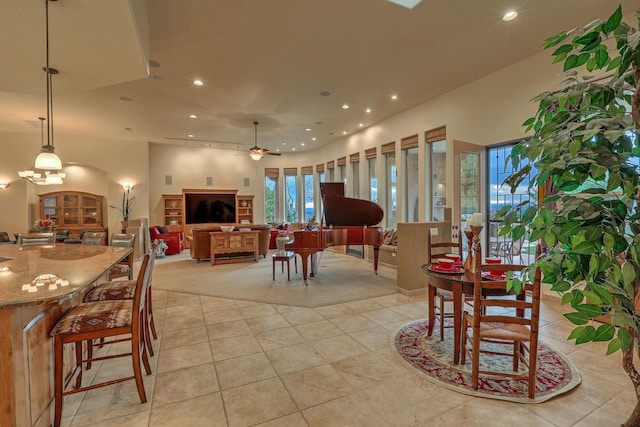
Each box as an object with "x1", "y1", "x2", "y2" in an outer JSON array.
[{"x1": 264, "y1": 151, "x2": 281, "y2": 156}]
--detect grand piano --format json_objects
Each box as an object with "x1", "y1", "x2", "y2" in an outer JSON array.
[{"x1": 286, "y1": 182, "x2": 384, "y2": 285}]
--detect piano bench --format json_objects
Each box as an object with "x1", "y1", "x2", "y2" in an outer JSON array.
[{"x1": 272, "y1": 251, "x2": 298, "y2": 281}]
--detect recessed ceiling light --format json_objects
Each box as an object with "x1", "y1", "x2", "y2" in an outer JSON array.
[
  {"x1": 305, "y1": 128, "x2": 311, "y2": 132},
  {"x1": 366, "y1": 108, "x2": 372, "y2": 113},
  {"x1": 292, "y1": 148, "x2": 296, "y2": 151},
  {"x1": 342, "y1": 104, "x2": 350, "y2": 110},
  {"x1": 189, "y1": 114, "x2": 197, "y2": 119},
  {"x1": 359, "y1": 123, "x2": 364, "y2": 127},
  {"x1": 193, "y1": 79, "x2": 203, "y2": 86},
  {"x1": 187, "y1": 134, "x2": 194, "y2": 138},
  {"x1": 282, "y1": 142, "x2": 287, "y2": 146},
  {"x1": 391, "y1": 94, "x2": 398, "y2": 100},
  {"x1": 276, "y1": 149, "x2": 280, "y2": 152},
  {"x1": 301, "y1": 143, "x2": 305, "y2": 146},
  {"x1": 343, "y1": 131, "x2": 347, "y2": 135},
  {"x1": 503, "y1": 11, "x2": 518, "y2": 21},
  {"x1": 312, "y1": 137, "x2": 316, "y2": 141}
]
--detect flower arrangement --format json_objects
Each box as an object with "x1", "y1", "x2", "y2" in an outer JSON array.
[
  {"x1": 33, "y1": 214, "x2": 55, "y2": 232},
  {"x1": 109, "y1": 187, "x2": 135, "y2": 222}
]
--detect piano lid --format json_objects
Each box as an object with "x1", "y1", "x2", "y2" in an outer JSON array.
[{"x1": 320, "y1": 182, "x2": 384, "y2": 227}]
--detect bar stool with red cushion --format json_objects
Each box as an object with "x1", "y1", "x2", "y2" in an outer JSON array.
[{"x1": 50, "y1": 250, "x2": 154, "y2": 427}]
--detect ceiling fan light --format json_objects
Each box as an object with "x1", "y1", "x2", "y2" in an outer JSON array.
[{"x1": 250, "y1": 151, "x2": 264, "y2": 161}]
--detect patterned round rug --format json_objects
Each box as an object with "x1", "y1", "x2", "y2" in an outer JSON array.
[{"x1": 392, "y1": 319, "x2": 581, "y2": 403}]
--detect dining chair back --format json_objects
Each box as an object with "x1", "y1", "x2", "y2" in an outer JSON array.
[
  {"x1": 18, "y1": 232, "x2": 56, "y2": 247},
  {"x1": 427, "y1": 233, "x2": 466, "y2": 340},
  {"x1": 461, "y1": 245, "x2": 541, "y2": 398},
  {"x1": 0, "y1": 231, "x2": 15, "y2": 244},
  {"x1": 50, "y1": 249, "x2": 155, "y2": 427},
  {"x1": 82, "y1": 231, "x2": 106, "y2": 246},
  {"x1": 108, "y1": 233, "x2": 137, "y2": 280}
]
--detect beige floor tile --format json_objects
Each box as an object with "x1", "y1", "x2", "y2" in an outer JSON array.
[
  {"x1": 80, "y1": 410, "x2": 150, "y2": 427},
  {"x1": 164, "y1": 303, "x2": 202, "y2": 317},
  {"x1": 160, "y1": 325, "x2": 209, "y2": 350},
  {"x1": 255, "y1": 412, "x2": 309, "y2": 427},
  {"x1": 266, "y1": 343, "x2": 327, "y2": 375},
  {"x1": 239, "y1": 303, "x2": 278, "y2": 318},
  {"x1": 254, "y1": 326, "x2": 307, "y2": 351},
  {"x1": 302, "y1": 395, "x2": 389, "y2": 427},
  {"x1": 314, "y1": 303, "x2": 356, "y2": 319},
  {"x1": 373, "y1": 347, "x2": 418, "y2": 375},
  {"x1": 216, "y1": 352, "x2": 277, "y2": 390},
  {"x1": 222, "y1": 378, "x2": 298, "y2": 427},
  {"x1": 246, "y1": 313, "x2": 292, "y2": 332},
  {"x1": 388, "y1": 301, "x2": 428, "y2": 319},
  {"x1": 210, "y1": 334, "x2": 263, "y2": 361},
  {"x1": 165, "y1": 292, "x2": 202, "y2": 307},
  {"x1": 328, "y1": 313, "x2": 379, "y2": 333},
  {"x1": 369, "y1": 293, "x2": 412, "y2": 307},
  {"x1": 281, "y1": 308, "x2": 325, "y2": 325},
  {"x1": 234, "y1": 299, "x2": 262, "y2": 308},
  {"x1": 148, "y1": 393, "x2": 227, "y2": 427},
  {"x1": 157, "y1": 341, "x2": 213, "y2": 373},
  {"x1": 424, "y1": 398, "x2": 555, "y2": 427},
  {"x1": 281, "y1": 364, "x2": 353, "y2": 409},
  {"x1": 203, "y1": 307, "x2": 244, "y2": 325},
  {"x1": 382, "y1": 319, "x2": 412, "y2": 332},
  {"x1": 361, "y1": 307, "x2": 410, "y2": 326},
  {"x1": 206, "y1": 319, "x2": 252, "y2": 340},
  {"x1": 161, "y1": 310, "x2": 205, "y2": 332},
  {"x1": 311, "y1": 334, "x2": 368, "y2": 363},
  {"x1": 200, "y1": 295, "x2": 237, "y2": 311},
  {"x1": 273, "y1": 304, "x2": 307, "y2": 313},
  {"x1": 153, "y1": 363, "x2": 219, "y2": 407},
  {"x1": 575, "y1": 407, "x2": 632, "y2": 427},
  {"x1": 343, "y1": 299, "x2": 386, "y2": 313},
  {"x1": 295, "y1": 319, "x2": 344, "y2": 341},
  {"x1": 331, "y1": 352, "x2": 401, "y2": 389},
  {"x1": 348, "y1": 325, "x2": 392, "y2": 351},
  {"x1": 360, "y1": 374, "x2": 470, "y2": 426}
]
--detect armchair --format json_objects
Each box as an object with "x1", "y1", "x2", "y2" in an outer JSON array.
[{"x1": 149, "y1": 226, "x2": 184, "y2": 255}]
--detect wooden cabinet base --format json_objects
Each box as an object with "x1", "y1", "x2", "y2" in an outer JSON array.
[{"x1": 210, "y1": 231, "x2": 259, "y2": 266}]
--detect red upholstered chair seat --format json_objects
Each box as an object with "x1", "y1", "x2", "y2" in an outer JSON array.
[{"x1": 149, "y1": 226, "x2": 184, "y2": 255}]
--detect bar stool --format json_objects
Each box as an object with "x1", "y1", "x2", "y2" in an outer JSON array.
[{"x1": 272, "y1": 251, "x2": 297, "y2": 280}]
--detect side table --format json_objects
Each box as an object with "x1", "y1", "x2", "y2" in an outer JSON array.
[{"x1": 272, "y1": 251, "x2": 297, "y2": 280}]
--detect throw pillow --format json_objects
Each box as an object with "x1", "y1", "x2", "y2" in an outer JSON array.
[
  {"x1": 383, "y1": 229, "x2": 396, "y2": 245},
  {"x1": 157, "y1": 227, "x2": 168, "y2": 234}
]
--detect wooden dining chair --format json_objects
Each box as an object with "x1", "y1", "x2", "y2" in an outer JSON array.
[
  {"x1": 108, "y1": 233, "x2": 137, "y2": 280},
  {"x1": 18, "y1": 232, "x2": 56, "y2": 247},
  {"x1": 82, "y1": 231, "x2": 106, "y2": 245},
  {"x1": 84, "y1": 242, "x2": 158, "y2": 357},
  {"x1": 50, "y1": 250, "x2": 154, "y2": 427},
  {"x1": 427, "y1": 233, "x2": 467, "y2": 340},
  {"x1": 461, "y1": 248, "x2": 541, "y2": 398}
]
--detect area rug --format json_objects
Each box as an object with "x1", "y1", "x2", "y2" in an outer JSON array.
[{"x1": 392, "y1": 319, "x2": 581, "y2": 403}]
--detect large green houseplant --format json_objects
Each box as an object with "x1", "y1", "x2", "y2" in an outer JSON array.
[{"x1": 497, "y1": 6, "x2": 640, "y2": 426}]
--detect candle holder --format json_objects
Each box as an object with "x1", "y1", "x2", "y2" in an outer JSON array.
[{"x1": 464, "y1": 225, "x2": 484, "y2": 273}]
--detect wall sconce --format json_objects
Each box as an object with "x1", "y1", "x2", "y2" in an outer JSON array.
[
  {"x1": 121, "y1": 183, "x2": 135, "y2": 191},
  {"x1": 0, "y1": 182, "x2": 9, "y2": 190}
]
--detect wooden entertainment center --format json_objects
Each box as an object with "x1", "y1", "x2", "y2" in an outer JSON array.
[{"x1": 161, "y1": 190, "x2": 255, "y2": 245}]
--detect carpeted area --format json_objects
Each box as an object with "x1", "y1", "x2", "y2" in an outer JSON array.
[
  {"x1": 152, "y1": 250, "x2": 398, "y2": 308},
  {"x1": 392, "y1": 319, "x2": 581, "y2": 403}
]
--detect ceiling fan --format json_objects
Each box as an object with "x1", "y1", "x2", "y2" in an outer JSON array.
[{"x1": 249, "y1": 121, "x2": 281, "y2": 161}]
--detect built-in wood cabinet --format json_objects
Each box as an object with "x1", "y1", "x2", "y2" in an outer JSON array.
[
  {"x1": 237, "y1": 195, "x2": 254, "y2": 223},
  {"x1": 162, "y1": 194, "x2": 183, "y2": 232},
  {"x1": 209, "y1": 230, "x2": 259, "y2": 265},
  {"x1": 39, "y1": 191, "x2": 105, "y2": 238}
]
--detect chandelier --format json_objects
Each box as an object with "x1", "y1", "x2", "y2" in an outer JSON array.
[{"x1": 19, "y1": 0, "x2": 65, "y2": 185}]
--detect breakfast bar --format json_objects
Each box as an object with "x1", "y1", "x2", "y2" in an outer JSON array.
[{"x1": 0, "y1": 244, "x2": 132, "y2": 427}]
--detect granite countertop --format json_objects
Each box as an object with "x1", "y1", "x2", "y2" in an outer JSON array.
[{"x1": 0, "y1": 244, "x2": 131, "y2": 309}]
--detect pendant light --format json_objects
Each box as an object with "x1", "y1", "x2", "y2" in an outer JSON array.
[{"x1": 19, "y1": 0, "x2": 64, "y2": 184}]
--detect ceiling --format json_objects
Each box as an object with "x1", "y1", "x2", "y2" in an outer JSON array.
[{"x1": 0, "y1": 0, "x2": 634, "y2": 155}]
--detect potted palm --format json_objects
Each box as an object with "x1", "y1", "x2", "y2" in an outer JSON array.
[{"x1": 497, "y1": 6, "x2": 640, "y2": 425}]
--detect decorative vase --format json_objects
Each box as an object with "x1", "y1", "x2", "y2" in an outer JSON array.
[{"x1": 276, "y1": 231, "x2": 288, "y2": 251}]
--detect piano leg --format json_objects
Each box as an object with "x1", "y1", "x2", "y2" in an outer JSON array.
[
  {"x1": 299, "y1": 251, "x2": 311, "y2": 286},
  {"x1": 309, "y1": 252, "x2": 318, "y2": 278},
  {"x1": 373, "y1": 246, "x2": 380, "y2": 275}
]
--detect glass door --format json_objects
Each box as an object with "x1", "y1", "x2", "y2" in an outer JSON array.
[{"x1": 454, "y1": 141, "x2": 485, "y2": 254}]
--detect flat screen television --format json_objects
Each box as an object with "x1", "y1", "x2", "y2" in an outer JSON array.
[{"x1": 184, "y1": 193, "x2": 236, "y2": 224}]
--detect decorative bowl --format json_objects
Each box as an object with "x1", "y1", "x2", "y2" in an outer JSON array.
[
  {"x1": 220, "y1": 225, "x2": 235, "y2": 232},
  {"x1": 438, "y1": 258, "x2": 455, "y2": 269}
]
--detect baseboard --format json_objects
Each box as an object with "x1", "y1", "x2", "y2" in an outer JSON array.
[{"x1": 396, "y1": 286, "x2": 427, "y2": 296}]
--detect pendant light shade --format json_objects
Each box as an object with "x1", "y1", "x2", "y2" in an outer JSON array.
[{"x1": 35, "y1": 147, "x2": 62, "y2": 170}]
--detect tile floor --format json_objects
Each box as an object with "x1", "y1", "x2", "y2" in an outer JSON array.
[{"x1": 60, "y1": 284, "x2": 636, "y2": 426}]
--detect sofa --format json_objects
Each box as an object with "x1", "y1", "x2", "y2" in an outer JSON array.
[
  {"x1": 269, "y1": 222, "x2": 290, "y2": 249},
  {"x1": 188, "y1": 224, "x2": 271, "y2": 262},
  {"x1": 149, "y1": 226, "x2": 185, "y2": 255}
]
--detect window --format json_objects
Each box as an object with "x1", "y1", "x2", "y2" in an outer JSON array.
[
  {"x1": 382, "y1": 142, "x2": 396, "y2": 228},
  {"x1": 340, "y1": 165, "x2": 346, "y2": 186},
  {"x1": 402, "y1": 135, "x2": 419, "y2": 222},
  {"x1": 327, "y1": 161, "x2": 335, "y2": 181},
  {"x1": 350, "y1": 152, "x2": 360, "y2": 199},
  {"x1": 426, "y1": 126, "x2": 447, "y2": 222},
  {"x1": 366, "y1": 148, "x2": 377, "y2": 203},
  {"x1": 284, "y1": 168, "x2": 298, "y2": 222},
  {"x1": 302, "y1": 166, "x2": 314, "y2": 221},
  {"x1": 264, "y1": 168, "x2": 279, "y2": 222}
]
